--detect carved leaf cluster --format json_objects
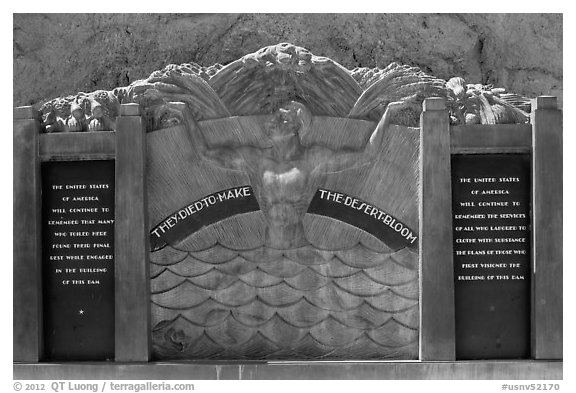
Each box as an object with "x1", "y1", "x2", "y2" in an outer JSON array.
[
  {"x1": 39, "y1": 90, "x2": 119, "y2": 132},
  {"x1": 36, "y1": 43, "x2": 532, "y2": 132},
  {"x1": 445, "y1": 77, "x2": 530, "y2": 125}
]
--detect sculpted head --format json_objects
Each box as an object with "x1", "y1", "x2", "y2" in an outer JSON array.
[
  {"x1": 70, "y1": 103, "x2": 85, "y2": 120},
  {"x1": 91, "y1": 103, "x2": 104, "y2": 119},
  {"x1": 266, "y1": 101, "x2": 312, "y2": 141}
]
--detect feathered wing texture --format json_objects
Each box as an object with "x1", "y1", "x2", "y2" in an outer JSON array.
[
  {"x1": 209, "y1": 43, "x2": 363, "y2": 117},
  {"x1": 147, "y1": 121, "x2": 420, "y2": 360},
  {"x1": 349, "y1": 67, "x2": 376, "y2": 88},
  {"x1": 498, "y1": 93, "x2": 532, "y2": 113},
  {"x1": 38, "y1": 62, "x2": 229, "y2": 132},
  {"x1": 36, "y1": 43, "x2": 533, "y2": 131},
  {"x1": 348, "y1": 62, "x2": 447, "y2": 123},
  {"x1": 124, "y1": 63, "x2": 231, "y2": 130},
  {"x1": 33, "y1": 43, "x2": 536, "y2": 361},
  {"x1": 143, "y1": 98, "x2": 421, "y2": 360},
  {"x1": 491, "y1": 95, "x2": 530, "y2": 124}
]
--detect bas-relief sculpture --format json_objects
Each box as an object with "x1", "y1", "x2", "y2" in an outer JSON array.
[
  {"x1": 36, "y1": 43, "x2": 532, "y2": 360},
  {"x1": 38, "y1": 43, "x2": 531, "y2": 133},
  {"x1": 148, "y1": 104, "x2": 420, "y2": 360},
  {"x1": 41, "y1": 92, "x2": 117, "y2": 133},
  {"x1": 191, "y1": 99, "x2": 412, "y2": 250}
]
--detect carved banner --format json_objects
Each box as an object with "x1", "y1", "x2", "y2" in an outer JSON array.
[
  {"x1": 149, "y1": 186, "x2": 259, "y2": 251},
  {"x1": 307, "y1": 188, "x2": 418, "y2": 251},
  {"x1": 35, "y1": 43, "x2": 539, "y2": 361},
  {"x1": 142, "y1": 45, "x2": 426, "y2": 361}
]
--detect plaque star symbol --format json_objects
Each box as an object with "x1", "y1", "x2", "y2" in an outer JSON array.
[{"x1": 79, "y1": 309, "x2": 85, "y2": 315}]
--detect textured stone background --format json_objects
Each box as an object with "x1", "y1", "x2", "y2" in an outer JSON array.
[{"x1": 13, "y1": 13, "x2": 562, "y2": 108}]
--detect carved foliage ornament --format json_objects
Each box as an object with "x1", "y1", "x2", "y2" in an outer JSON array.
[
  {"x1": 37, "y1": 43, "x2": 531, "y2": 132},
  {"x1": 40, "y1": 90, "x2": 117, "y2": 133}
]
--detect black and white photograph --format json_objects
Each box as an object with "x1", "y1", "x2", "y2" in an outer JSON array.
[{"x1": 9, "y1": 7, "x2": 567, "y2": 389}]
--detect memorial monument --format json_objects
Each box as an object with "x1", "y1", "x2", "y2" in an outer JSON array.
[{"x1": 14, "y1": 42, "x2": 562, "y2": 378}]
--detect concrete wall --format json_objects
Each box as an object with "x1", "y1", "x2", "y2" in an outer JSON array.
[{"x1": 13, "y1": 13, "x2": 562, "y2": 107}]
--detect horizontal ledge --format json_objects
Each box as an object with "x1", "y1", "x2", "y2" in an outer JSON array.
[
  {"x1": 40, "y1": 132, "x2": 115, "y2": 161},
  {"x1": 120, "y1": 103, "x2": 142, "y2": 116},
  {"x1": 532, "y1": 96, "x2": 558, "y2": 110},
  {"x1": 41, "y1": 154, "x2": 116, "y2": 162},
  {"x1": 450, "y1": 124, "x2": 532, "y2": 152},
  {"x1": 451, "y1": 147, "x2": 532, "y2": 155},
  {"x1": 14, "y1": 360, "x2": 562, "y2": 380},
  {"x1": 423, "y1": 97, "x2": 446, "y2": 111},
  {"x1": 14, "y1": 106, "x2": 39, "y2": 120}
]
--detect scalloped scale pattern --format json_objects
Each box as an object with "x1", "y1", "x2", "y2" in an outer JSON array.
[{"x1": 151, "y1": 243, "x2": 419, "y2": 360}]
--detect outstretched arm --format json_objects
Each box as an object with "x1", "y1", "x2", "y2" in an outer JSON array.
[
  {"x1": 366, "y1": 100, "x2": 404, "y2": 155},
  {"x1": 184, "y1": 108, "x2": 259, "y2": 171},
  {"x1": 310, "y1": 101, "x2": 408, "y2": 173},
  {"x1": 194, "y1": 136, "x2": 253, "y2": 171}
]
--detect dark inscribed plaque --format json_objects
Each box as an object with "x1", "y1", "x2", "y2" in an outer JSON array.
[
  {"x1": 42, "y1": 161, "x2": 115, "y2": 360},
  {"x1": 451, "y1": 154, "x2": 530, "y2": 359}
]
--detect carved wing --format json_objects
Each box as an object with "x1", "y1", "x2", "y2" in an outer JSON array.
[
  {"x1": 210, "y1": 43, "x2": 363, "y2": 117},
  {"x1": 348, "y1": 62, "x2": 446, "y2": 123}
]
